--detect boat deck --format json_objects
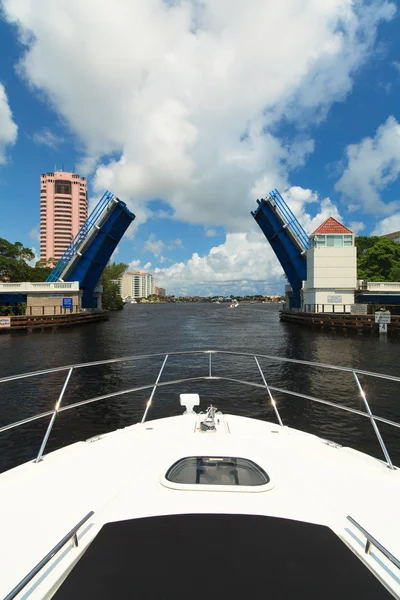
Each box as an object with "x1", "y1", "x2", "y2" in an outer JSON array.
[{"x1": 1, "y1": 411, "x2": 399, "y2": 598}]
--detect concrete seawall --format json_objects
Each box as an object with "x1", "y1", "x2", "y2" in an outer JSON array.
[
  {"x1": 0, "y1": 311, "x2": 108, "y2": 333},
  {"x1": 280, "y1": 310, "x2": 400, "y2": 333}
]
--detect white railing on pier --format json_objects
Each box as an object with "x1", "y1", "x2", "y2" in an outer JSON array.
[
  {"x1": 0, "y1": 282, "x2": 79, "y2": 292},
  {"x1": 358, "y1": 281, "x2": 400, "y2": 292}
]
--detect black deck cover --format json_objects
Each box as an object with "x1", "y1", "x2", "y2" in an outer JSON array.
[{"x1": 54, "y1": 513, "x2": 392, "y2": 599}]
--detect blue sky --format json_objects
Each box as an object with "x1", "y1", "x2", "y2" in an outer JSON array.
[{"x1": 1, "y1": 0, "x2": 400, "y2": 295}]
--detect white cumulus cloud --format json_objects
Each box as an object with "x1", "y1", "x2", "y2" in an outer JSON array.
[
  {"x1": 372, "y1": 213, "x2": 400, "y2": 235},
  {"x1": 142, "y1": 234, "x2": 184, "y2": 257},
  {"x1": 169, "y1": 238, "x2": 183, "y2": 249},
  {"x1": 154, "y1": 232, "x2": 283, "y2": 296},
  {"x1": 143, "y1": 233, "x2": 165, "y2": 257},
  {"x1": 0, "y1": 83, "x2": 18, "y2": 164},
  {"x1": 349, "y1": 220, "x2": 366, "y2": 233},
  {"x1": 127, "y1": 259, "x2": 141, "y2": 271},
  {"x1": 32, "y1": 128, "x2": 64, "y2": 149},
  {"x1": 2, "y1": 0, "x2": 395, "y2": 229},
  {"x1": 29, "y1": 224, "x2": 40, "y2": 242},
  {"x1": 153, "y1": 188, "x2": 345, "y2": 295},
  {"x1": 335, "y1": 116, "x2": 400, "y2": 214},
  {"x1": 281, "y1": 186, "x2": 343, "y2": 234}
]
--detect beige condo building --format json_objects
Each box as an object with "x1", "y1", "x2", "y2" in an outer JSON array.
[{"x1": 118, "y1": 271, "x2": 155, "y2": 299}]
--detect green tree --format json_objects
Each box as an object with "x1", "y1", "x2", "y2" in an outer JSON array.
[
  {"x1": 24, "y1": 259, "x2": 54, "y2": 282},
  {"x1": 14, "y1": 241, "x2": 35, "y2": 263},
  {"x1": 355, "y1": 236, "x2": 380, "y2": 258},
  {"x1": 29, "y1": 265, "x2": 53, "y2": 281},
  {"x1": 0, "y1": 238, "x2": 34, "y2": 281},
  {"x1": 0, "y1": 238, "x2": 54, "y2": 282},
  {"x1": 99, "y1": 262, "x2": 127, "y2": 311},
  {"x1": 356, "y1": 236, "x2": 400, "y2": 281},
  {"x1": 389, "y1": 265, "x2": 400, "y2": 281}
]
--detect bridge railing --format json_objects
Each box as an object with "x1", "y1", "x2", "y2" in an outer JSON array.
[
  {"x1": 46, "y1": 190, "x2": 115, "y2": 283},
  {"x1": 268, "y1": 189, "x2": 309, "y2": 254}
]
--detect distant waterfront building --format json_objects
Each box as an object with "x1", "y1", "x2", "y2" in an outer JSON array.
[
  {"x1": 40, "y1": 171, "x2": 88, "y2": 262},
  {"x1": 303, "y1": 217, "x2": 356, "y2": 313},
  {"x1": 154, "y1": 286, "x2": 166, "y2": 297},
  {"x1": 119, "y1": 271, "x2": 155, "y2": 299},
  {"x1": 382, "y1": 231, "x2": 400, "y2": 244}
]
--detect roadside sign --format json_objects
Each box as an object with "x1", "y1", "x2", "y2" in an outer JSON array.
[
  {"x1": 375, "y1": 312, "x2": 391, "y2": 324},
  {"x1": 0, "y1": 317, "x2": 11, "y2": 328},
  {"x1": 327, "y1": 295, "x2": 342, "y2": 303},
  {"x1": 351, "y1": 304, "x2": 368, "y2": 315},
  {"x1": 62, "y1": 298, "x2": 73, "y2": 310}
]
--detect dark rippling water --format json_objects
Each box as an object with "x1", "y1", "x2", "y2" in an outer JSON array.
[{"x1": 0, "y1": 303, "x2": 399, "y2": 472}]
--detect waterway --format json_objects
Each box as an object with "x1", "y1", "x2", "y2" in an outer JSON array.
[{"x1": 0, "y1": 303, "x2": 399, "y2": 472}]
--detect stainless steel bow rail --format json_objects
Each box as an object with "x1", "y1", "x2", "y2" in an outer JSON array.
[
  {"x1": 4, "y1": 510, "x2": 94, "y2": 600},
  {"x1": 0, "y1": 350, "x2": 399, "y2": 469},
  {"x1": 347, "y1": 516, "x2": 400, "y2": 571}
]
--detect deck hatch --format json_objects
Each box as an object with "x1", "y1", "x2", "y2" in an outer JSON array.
[{"x1": 166, "y1": 456, "x2": 269, "y2": 486}]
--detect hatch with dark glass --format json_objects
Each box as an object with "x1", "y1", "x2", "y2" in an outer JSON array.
[{"x1": 166, "y1": 456, "x2": 269, "y2": 486}]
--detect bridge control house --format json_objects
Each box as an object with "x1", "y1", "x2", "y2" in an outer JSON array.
[{"x1": 302, "y1": 218, "x2": 357, "y2": 313}]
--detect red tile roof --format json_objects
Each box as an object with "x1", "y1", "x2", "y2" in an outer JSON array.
[{"x1": 311, "y1": 217, "x2": 353, "y2": 235}]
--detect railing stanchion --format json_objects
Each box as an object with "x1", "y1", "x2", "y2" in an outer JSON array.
[
  {"x1": 35, "y1": 367, "x2": 74, "y2": 463},
  {"x1": 141, "y1": 355, "x2": 168, "y2": 423},
  {"x1": 347, "y1": 516, "x2": 400, "y2": 569},
  {"x1": 352, "y1": 371, "x2": 394, "y2": 469},
  {"x1": 209, "y1": 351, "x2": 212, "y2": 378},
  {"x1": 254, "y1": 356, "x2": 283, "y2": 426}
]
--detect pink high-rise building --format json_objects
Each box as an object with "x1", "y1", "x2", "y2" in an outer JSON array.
[{"x1": 40, "y1": 171, "x2": 88, "y2": 261}]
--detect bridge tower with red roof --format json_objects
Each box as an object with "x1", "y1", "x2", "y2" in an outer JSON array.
[{"x1": 303, "y1": 217, "x2": 357, "y2": 313}]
